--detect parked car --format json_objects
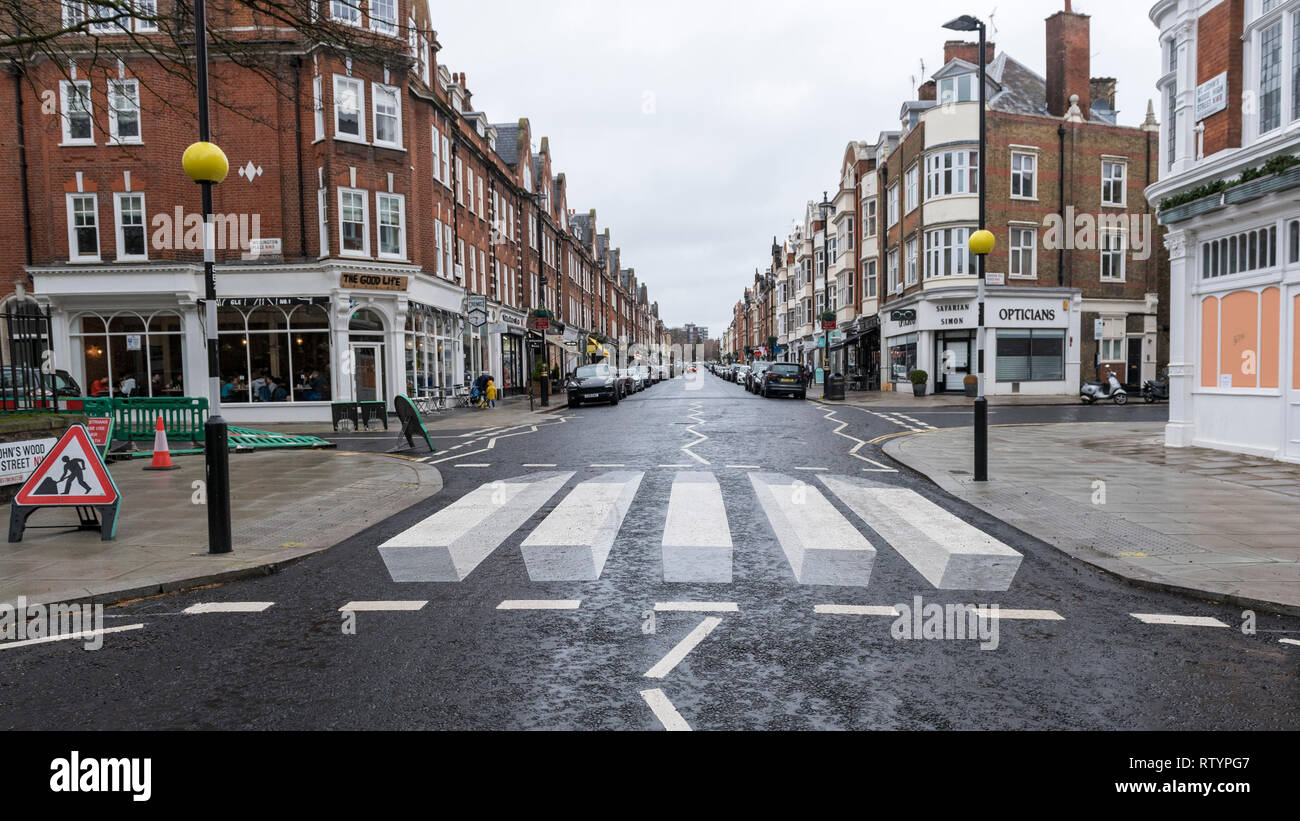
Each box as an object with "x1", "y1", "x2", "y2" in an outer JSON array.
[
  {"x1": 746, "y1": 362, "x2": 771, "y2": 393},
  {"x1": 759, "y1": 363, "x2": 807, "y2": 399},
  {"x1": 566, "y1": 364, "x2": 621, "y2": 407},
  {"x1": 731, "y1": 365, "x2": 750, "y2": 385},
  {"x1": 618, "y1": 368, "x2": 643, "y2": 393},
  {"x1": 633, "y1": 364, "x2": 653, "y2": 389}
]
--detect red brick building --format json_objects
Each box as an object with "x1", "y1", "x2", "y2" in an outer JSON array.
[{"x1": 0, "y1": 1, "x2": 660, "y2": 420}]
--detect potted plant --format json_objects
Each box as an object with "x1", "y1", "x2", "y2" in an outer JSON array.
[
  {"x1": 909, "y1": 369, "x2": 929, "y2": 397},
  {"x1": 963, "y1": 373, "x2": 978, "y2": 397}
]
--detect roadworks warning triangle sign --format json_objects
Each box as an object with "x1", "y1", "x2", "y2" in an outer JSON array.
[{"x1": 14, "y1": 425, "x2": 119, "y2": 507}]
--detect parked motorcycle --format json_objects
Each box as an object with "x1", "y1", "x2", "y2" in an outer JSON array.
[
  {"x1": 1141, "y1": 379, "x2": 1169, "y2": 403},
  {"x1": 1081, "y1": 371, "x2": 1128, "y2": 405}
]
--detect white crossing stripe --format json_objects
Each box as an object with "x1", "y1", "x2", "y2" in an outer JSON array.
[
  {"x1": 522, "y1": 471, "x2": 645, "y2": 581},
  {"x1": 338, "y1": 601, "x2": 428, "y2": 612},
  {"x1": 814, "y1": 604, "x2": 900, "y2": 617},
  {"x1": 971, "y1": 608, "x2": 1064, "y2": 621},
  {"x1": 655, "y1": 602, "x2": 738, "y2": 613},
  {"x1": 378, "y1": 472, "x2": 574, "y2": 582},
  {"x1": 794, "y1": 466, "x2": 828, "y2": 472},
  {"x1": 750, "y1": 473, "x2": 876, "y2": 587},
  {"x1": 819, "y1": 475, "x2": 1022, "y2": 591},
  {"x1": 497, "y1": 600, "x2": 582, "y2": 611},
  {"x1": 645, "y1": 616, "x2": 723, "y2": 679},
  {"x1": 0, "y1": 623, "x2": 143, "y2": 651},
  {"x1": 183, "y1": 602, "x2": 274, "y2": 614},
  {"x1": 662, "y1": 472, "x2": 732, "y2": 584},
  {"x1": 640, "y1": 688, "x2": 691, "y2": 731},
  {"x1": 1130, "y1": 613, "x2": 1230, "y2": 628}
]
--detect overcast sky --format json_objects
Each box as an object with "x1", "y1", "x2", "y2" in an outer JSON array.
[{"x1": 427, "y1": 1, "x2": 1162, "y2": 337}]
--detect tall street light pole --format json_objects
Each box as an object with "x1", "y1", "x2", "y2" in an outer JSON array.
[
  {"x1": 945, "y1": 13, "x2": 994, "y2": 483},
  {"x1": 819, "y1": 191, "x2": 834, "y2": 383},
  {"x1": 182, "y1": 0, "x2": 231, "y2": 554}
]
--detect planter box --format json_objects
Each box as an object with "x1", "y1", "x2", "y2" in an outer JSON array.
[
  {"x1": 912, "y1": 384, "x2": 927, "y2": 397},
  {"x1": 1160, "y1": 194, "x2": 1225, "y2": 225},
  {"x1": 1225, "y1": 165, "x2": 1300, "y2": 205},
  {"x1": 964, "y1": 384, "x2": 978, "y2": 397}
]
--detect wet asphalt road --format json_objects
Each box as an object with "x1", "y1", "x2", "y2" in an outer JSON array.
[{"x1": 1, "y1": 373, "x2": 1296, "y2": 730}]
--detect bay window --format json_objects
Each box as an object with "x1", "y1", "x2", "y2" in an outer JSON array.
[{"x1": 926, "y1": 149, "x2": 979, "y2": 198}]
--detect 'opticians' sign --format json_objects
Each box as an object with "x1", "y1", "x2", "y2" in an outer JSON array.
[{"x1": 341, "y1": 273, "x2": 409, "y2": 292}]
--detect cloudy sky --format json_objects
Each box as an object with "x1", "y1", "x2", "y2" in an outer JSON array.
[{"x1": 427, "y1": 0, "x2": 1162, "y2": 336}]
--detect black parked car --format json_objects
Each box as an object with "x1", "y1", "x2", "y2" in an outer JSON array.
[
  {"x1": 759, "y1": 363, "x2": 807, "y2": 399},
  {"x1": 745, "y1": 362, "x2": 771, "y2": 393},
  {"x1": 567, "y1": 364, "x2": 620, "y2": 407}
]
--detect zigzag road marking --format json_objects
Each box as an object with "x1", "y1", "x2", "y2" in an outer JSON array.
[{"x1": 821, "y1": 408, "x2": 898, "y2": 472}]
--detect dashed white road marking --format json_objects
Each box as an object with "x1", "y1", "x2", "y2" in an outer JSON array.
[
  {"x1": 654, "y1": 602, "x2": 738, "y2": 613},
  {"x1": 0, "y1": 623, "x2": 144, "y2": 651},
  {"x1": 496, "y1": 600, "x2": 582, "y2": 611},
  {"x1": 338, "y1": 601, "x2": 428, "y2": 612},
  {"x1": 456, "y1": 464, "x2": 492, "y2": 468},
  {"x1": 640, "y1": 688, "x2": 692, "y2": 731},
  {"x1": 183, "y1": 602, "x2": 274, "y2": 614},
  {"x1": 1280, "y1": 638, "x2": 1300, "y2": 647},
  {"x1": 523, "y1": 464, "x2": 557, "y2": 468},
  {"x1": 814, "y1": 604, "x2": 901, "y2": 617},
  {"x1": 972, "y1": 608, "x2": 1065, "y2": 621},
  {"x1": 795, "y1": 466, "x2": 828, "y2": 472},
  {"x1": 1130, "y1": 613, "x2": 1230, "y2": 628},
  {"x1": 590, "y1": 463, "x2": 626, "y2": 468},
  {"x1": 658, "y1": 464, "x2": 693, "y2": 468},
  {"x1": 726, "y1": 465, "x2": 761, "y2": 470},
  {"x1": 644, "y1": 616, "x2": 723, "y2": 679}
]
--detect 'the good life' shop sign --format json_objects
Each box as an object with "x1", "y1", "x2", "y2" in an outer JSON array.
[{"x1": 0, "y1": 438, "x2": 58, "y2": 486}]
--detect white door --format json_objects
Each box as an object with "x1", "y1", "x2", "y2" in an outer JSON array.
[
  {"x1": 350, "y1": 342, "x2": 384, "y2": 403},
  {"x1": 942, "y1": 338, "x2": 970, "y2": 392}
]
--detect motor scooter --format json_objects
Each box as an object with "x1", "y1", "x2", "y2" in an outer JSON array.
[
  {"x1": 1142, "y1": 378, "x2": 1169, "y2": 403},
  {"x1": 1081, "y1": 371, "x2": 1128, "y2": 405}
]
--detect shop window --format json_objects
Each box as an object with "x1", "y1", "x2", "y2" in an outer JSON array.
[
  {"x1": 72, "y1": 310, "x2": 184, "y2": 398},
  {"x1": 996, "y1": 330, "x2": 1065, "y2": 382},
  {"x1": 218, "y1": 303, "x2": 332, "y2": 403},
  {"x1": 888, "y1": 333, "x2": 918, "y2": 382},
  {"x1": 1199, "y1": 289, "x2": 1280, "y2": 389}
]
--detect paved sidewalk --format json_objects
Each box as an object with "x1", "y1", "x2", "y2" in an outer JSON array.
[
  {"x1": 816, "y1": 390, "x2": 1081, "y2": 408},
  {"x1": 260, "y1": 393, "x2": 566, "y2": 438},
  {"x1": 0, "y1": 449, "x2": 441, "y2": 608},
  {"x1": 884, "y1": 422, "x2": 1300, "y2": 615}
]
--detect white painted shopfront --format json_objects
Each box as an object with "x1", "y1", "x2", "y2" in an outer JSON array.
[
  {"x1": 31, "y1": 262, "x2": 478, "y2": 424},
  {"x1": 881, "y1": 287, "x2": 1082, "y2": 396}
]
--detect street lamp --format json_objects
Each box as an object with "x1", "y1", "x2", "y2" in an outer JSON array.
[
  {"x1": 819, "y1": 191, "x2": 834, "y2": 381},
  {"x1": 944, "y1": 13, "x2": 990, "y2": 482},
  {"x1": 182, "y1": 0, "x2": 231, "y2": 555},
  {"x1": 533, "y1": 190, "x2": 550, "y2": 406}
]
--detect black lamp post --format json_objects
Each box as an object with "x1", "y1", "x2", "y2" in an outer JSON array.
[
  {"x1": 819, "y1": 191, "x2": 834, "y2": 382},
  {"x1": 534, "y1": 190, "x2": 550, "y2": 406},
  {"x1": 181, "y1": 0, "x2": 231, "y2": 555},
  {"x1": 944, "y1": 13, "x2": 992, "y2": 482}
]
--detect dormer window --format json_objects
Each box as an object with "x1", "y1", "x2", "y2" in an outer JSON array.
[{"x1": 939, "y1": 74, "x2": 976, "y2": 104}]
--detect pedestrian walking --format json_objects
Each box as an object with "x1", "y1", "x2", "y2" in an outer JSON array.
[{"x1": 486, "y1": 377, "x2": 498, "y2": 408}]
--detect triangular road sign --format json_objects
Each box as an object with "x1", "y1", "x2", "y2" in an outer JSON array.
[{"x1": 15, "y1": 425, "x2": 119, "y2": 507}]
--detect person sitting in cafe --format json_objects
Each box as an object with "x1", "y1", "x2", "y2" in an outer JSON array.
[
  {"x1": 90, "y1": 377, "x2": 109, "y2": 397},
  {"x1": 271, "y1": 379, "x2": 289, "y2": 402},
  {"x1": 251, "y1": 371, "x2": 270, "y2": 402},
  {"x1": 303, "y1": 370, "x2": 326, "y2": 401}
]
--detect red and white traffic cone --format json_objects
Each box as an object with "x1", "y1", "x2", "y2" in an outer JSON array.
[{"x1": 143, "y1": 415, "x2": 180, "y2": 471}]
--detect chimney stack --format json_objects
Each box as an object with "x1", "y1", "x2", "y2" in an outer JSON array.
[
  {"x1": 1090, "y1": 77, "x2": 1117, "y2": 111},
  {"x1": 1046, "y1": 6, "x2": 1092, "y2": 118},
  {"x1": 918, "y1": 80, "x2": 937, "y2": 102},
  {"x1": 460, "y1": 72, "x2": 472, "y2": 111},
  {"x1": 944, "y1": 40, "x2": 995, "y2": 67}
]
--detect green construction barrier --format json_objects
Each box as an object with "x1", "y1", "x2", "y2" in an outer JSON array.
[{"x1": 228, "y1": 427, "x2": 335, "y2": 450}]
